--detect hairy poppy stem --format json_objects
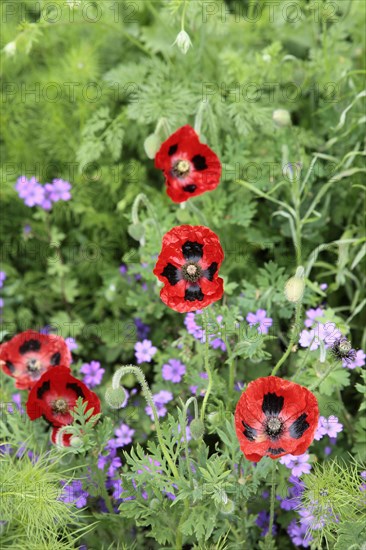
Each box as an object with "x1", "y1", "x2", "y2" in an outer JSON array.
[
  {"x1": 111, "y1": 365, "x2": 179, "y2": 480},
  {"x1": 271, "y1": 299, "x2": 302, "y2": 377},
  {"x1": 265, "y1": 462, "x2": 277, "y2": 542},
  {"x1": 309, "y1": 361, "x2": 337, "y2": 392},
  {"x1": 200, "y1": 309, "x2": 213, "y2": 423}
]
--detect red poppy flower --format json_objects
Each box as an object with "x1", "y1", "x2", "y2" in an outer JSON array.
[
  {"x1": 234, "y1": 376, "x2": 319, "y2": 462},
  {"x1": 153, "y1": 225, "x2": 224, "y2": 313},
  {"x1": 0, "y1": 330, "x2": 71, "y2": 390},
  {"x1": 26, "y1": 366, "x2": 101, "y2": 428},
  {"x1": 155, "y1": 125, "x2": 221, "y2": 203}
]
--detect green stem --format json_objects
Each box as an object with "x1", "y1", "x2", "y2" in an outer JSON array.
[
  {"x1": 271, "y1": 300, "x2": 302, "y2": 376},
  {"x1": 180, "y1": 0, "x2": 188, "y2": 31},
  {"x1": 200, "y1": 309, "x2": 213, "y2": 422},
  {"x1": 309, "y1": 362, "x2": 337, "y2": 392},
  {"x1": 112, "y1": 365, "x2": 179, "y2": 480},
  {"x1": 265, "y1": 462, "x2": 277, "y2": 543},
  {"x1": 181, "y1": 396, "x2": 198, "y2": 486},
  {"x1": 225, "y1": 335, "x2": 235, "y2": 400}
]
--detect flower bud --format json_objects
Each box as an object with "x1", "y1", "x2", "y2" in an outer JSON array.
[
  {"x1": 273, "y1": 109, "x2": 292, "y2": 127},
  {"x1": 70, "y1": 436, "x2": 83, "y2": 448},
  {"x1": 144, "y1": 133, "x2": 161, "y2": 159},
  {"x1": 221, "y1": 498, "x2": 235, "y2": 514},
  {"x1": 105, "y1": 386, "x2": 128, "y2": 409},
  {"x1": 284, "y1": 266, "x2": 305, "y2": 302},
  {"x1": 189, "y1": 418, "x2": 205, "y2": 440},
  {"x1": 173, "y1": 30, "x2": 192, "y2": 55},
  {"x1": 3, "y1": 41, "x2": 16, "y2": 57}
]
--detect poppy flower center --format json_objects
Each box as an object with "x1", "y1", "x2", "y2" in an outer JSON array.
[
  {"x1": 27, "y1": 358, "x2": 43, "y2": 372},
  {"x1": 182, "y1": 262, "x2": 202, "y2": 282},
  {"x1": 265, "y1": 417, "x2": 283, "y2": 438},
  {"x1": 173, "y1": 159, "x2": 191, "y2": 177},
  {"x1": 52, "y1": 398, "x2": 69, "y2": 414}
]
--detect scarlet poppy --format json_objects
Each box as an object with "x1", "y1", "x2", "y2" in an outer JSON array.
[
  {"x1": 155, "y1": 125, "x2": 221, "y2": 203},
  {"x1": 153, "y1": 225, "x2": 224, "y2": 313},
  {"x1": 0, "y1": 330, "x2": 71, "y2": 390},
  {"x1": 234, "y1": 376, "x2": 319, "y2": 462},
  {"x1": 26, "y1": 366, "x2": 101, "y2": 428},
  {"x1": 51, "y1": 427, "x2": 72, "y2": 447}
]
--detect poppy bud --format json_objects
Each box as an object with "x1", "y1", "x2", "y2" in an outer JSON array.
[
  {"x1": 3, "y1": 41, "x2": 16, "y2": 57},
  {"x1": 284, "y1": 266, "x2": 305, "y2": 302},
  {"x1": 70, "y1": 436, "x2": 83, "y2": 448},
  {"x1": 190, "y1": 418, "x2": 205, "y2": 439},
  {"x1": 273, "y1": 109, "x2": 292, "y2": 127},
  {"x1": 221, "y1": 498, "x2": 235, "y2": 514},
  {"x1": 173, "y1": 30, "x2": 192, "y2": 55},
  {"x1": 105, "y1": 386, "x2": 128, "y2": 409},
  {"x1": 144, "y1": 133, "x2": 161, "y2": 159}
]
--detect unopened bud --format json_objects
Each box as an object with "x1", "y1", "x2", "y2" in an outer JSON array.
[
  {"x1": 284, "y1": 266, "x2": 305, "y2": 302},
  {"x1": 190, "y1": 418, "x2": 205, "y2": 440},
  {"x1": 3, "y1": 41, "x2": 16, "y2": 57},
  {"x1": 144, "y1": 133, "x2": 161, "y2": 159},
  {"x1": 173, "y1": 30, "x2": 192, "y2": 55},
  {"x1": 273, "y1": 109, "x2": 292, "y2": 127},
  {"x1": 221, "y1": 498, "x2": 235, "y2": 514},
  {"x1": 105, "y1": 386, "x2": 128, "y2": 409},
  {"x1": 70, "y1": 436, "x2": 82, "y2": 448}
]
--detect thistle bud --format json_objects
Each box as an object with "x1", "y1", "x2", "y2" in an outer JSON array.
[
  {"x1": 284, "y1": 266, "x2": 305, "y2": 302},
  {"x1": 189, "y1": 418, "x2": 205, "y2": 440},
  {"x1": 173, "y1": 30, "x2": 192, "y2": 55},
  {"x1": 273, "y1": 109, "x2": 292, "y2": 127},
  {"x1": 105, "y1": 385, "x2": 128, "y2": 409}
]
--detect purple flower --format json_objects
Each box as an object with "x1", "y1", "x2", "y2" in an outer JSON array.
[
  {"x1": 119, "y1": 264, "x2": 128, "y2": 275},
  {"x1": 184, "y1": 311, "x2": 204, "y2": 340},
  {"x1": 134, "y1": 339, "x2": 157, "y2": 364},
  {"x1": 60, "y1": 480, "x2": 89, "y2": 508},
  {"x1": 314, "y1": 416, "x2": 343, "y2": 440},
  {"x1": 304, "y1": 307, "x2": 324, "y2": 328},
  {"x1": 15, "y1": 176, "x2": 45, "y2": 207},
  {"x1": 162, "y1": 359, "x2": 186, "y2": 383},
  {"x1": 255, "y1": 510, "x2": 277, "y2": 537},
  {"x1": 65, "y1": 337, "x2": 78, "y2": 351},
  {"x1": 280, "y1": 476, "x2": 305, "y2": 511},
  {"x1": 134, "y1": 318, "x2": 150, "y2": 340},
  {"x1": 45, "y1": 178, "x2": 72, "y2": 202},
  {"x1": 80, "y1": 361, "x2": 105, "y2": 388},
  {"x1": 279, "y1": 452, "x2": 311, "y2": 476},
  {"x1": 106, "y1": 477, "x2": 124, "y2": 500},
  {"x1": 343, "y1": 349, "x2": 365, "y2": 369},
  {"x1": 0, "y1": 271, "x2": 6, "y2": 288},
  {"x1": 299, "y1": 322, "x2": 342, "y2": 351},
  {"x1": 360, "y1": 471, "x2": 366, "y2": 480},
  {"x1": 320, "y1": 283, "x2": 328, "y2": 291},
  {"x1": 0, "y1": 298, "x2": 4, "y2": 309},
  {"x1": 246, "y1": 309, "x2": 273, "y2": 335},
  {"x1": 145, "y1": 390, "x2": 173, "y2": 420},
  {"x1": 114, "y1": 423, "x2": 135, "y2": 447},
  {"x1": 287, "y1": 519, "x2": 313, "y2": 547}
]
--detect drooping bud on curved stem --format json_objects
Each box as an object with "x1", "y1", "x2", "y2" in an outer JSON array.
[{"x1": 284, "y1": 266, "x2": 305, "y2": 302}]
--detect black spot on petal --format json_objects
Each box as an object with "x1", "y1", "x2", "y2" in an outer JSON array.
[
  {"x1": 192, "y1": 154, "x2": 207, "y2": 171},
  {"x1": 168, "y1": 144, "x2": 178, "y2": 156},
  {"x1": 66, "y1": 383, "x2": 85, "y2": 399},
  {"x1": 37, "y1": 380, "x2": 51, "y2": 399},
  {"x1": 50, "y1": 352, "x2": 61, "y2": 366},
  {"x1": 184, "y1": 284, "x2": 204, "y2": 302},
  {"x1": 6, "y1": 361, "x2": 15, "y2": 373},
  {"x1": 183, "y1": 184, "x2": 197, "y2": 193},
  {"x1": 19, "y1": 339, "x2": 41, "y2": 355},
  {"x1": 203, "y1": 262, "x2": 218, "y2": 281},
  {"x1": 242, "y1": 421, "x2": 257, "y2": 442},
  {"x1": 161, "y1": 263, "x2": 181, "y2": 286},
  {"x1": 182, "y1": 241, "x2": 203, "y2": 262},
  {"x1": 262, "y1": 392, "x2": 284, "y2": 416},
  {"x1": 289, "y1": 413, "x2": 309, "y2": 439},
  {"x1": 267, "y1": 447, "x2": 286, "y2": 455}
]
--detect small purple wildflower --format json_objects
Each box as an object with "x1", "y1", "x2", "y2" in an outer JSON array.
[
  {"x1": 246, "y1": 309, "x2": 273, "y2": 335},
  {"x1": 314, "y1": 416, "x2": 343, "y2": 440},
  {"x1": 184, "y1": 311, "x2": 204, "y2": 340},
  {"x1": 134, "y1": 318, "x2": 150, "y2": 340},
  {"x1": 255, "y1": 510, "x2": 277, "y2": 537},
  {"x1": 15, "y1": 176, "x2": 45, "y2": 207},
  {"x1": 45, "y1": 179, "x2": 72, "y2": 202},
  {"x1": 287, "y1": 519, "x2": 313, "y2": 547},
  {"x1": 65, "y1": 337, "x2": 78, "y2": 351},
  {"x1": 162, "y1": 359, "x2": 186, "y2": 383},
  {"x1": 60, "y1": 480, "x2": 89, "y2": 508},
  {"x1": 0, "y1": 272, "x2": 6, "y2": 288},
  {"x1": 114, "y1": 423, "x2": 135, "y2": 447},
  {"x1": 119, "y1": 264, "x2": 128, "y2": 275},
  {"x1": 299, "y1": 322, "x2": 342, "y2": 350},
  {"x1": 145, "y1": 390, "x2": 173, "y2": 420},
  {"x1": 343, "y1": 349, "x2": 365, "y2": 369},
  {"x1": 320, "y1": 283, "x2": 328, "y2": 291},
  {"x1": 279, "y1": 452, "x2": 311, "y2": 476},
  {"x1": 304, "y1": 307, "x2": 324, "y2": 328},
  {"x1": 134, "y1": 339, "x2": 157, "y2": 364},
  {"x1": 80, "y1": 361, "x2": 105, "y2": 388}
]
